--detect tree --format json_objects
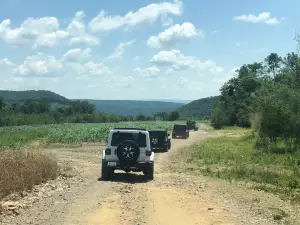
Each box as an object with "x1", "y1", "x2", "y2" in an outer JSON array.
[
  {"x1": 168, "y1": 111, "x2": 179, "y2": 121},
  {"x1": 136, "y1": 114, "x2": 146, "y2": 121},
  {"x1": 211, "y1": 100, "x2": 228, "y2": 129},
  {"x1": 0, "y1": 97, "x2": 6, "y2": 111},
  {"x1": 211, "y1": 38, "x2": 300, "y2": 150},
  {"x1": 264, "y1": 53, "x2": 282, "y2": 77}
]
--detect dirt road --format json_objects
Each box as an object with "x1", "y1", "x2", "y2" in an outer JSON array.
[{"x1": 1, "y1": 130, "x2": 299, "y2": 225}]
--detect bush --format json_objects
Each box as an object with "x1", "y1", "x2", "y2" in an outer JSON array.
[
  {"x1": 252, "y1": 83, "x2": 300, "y2": 152},
  {"x1": 211, "y1": 100, "x2": 228, "y2": 129},
  {"x1": 0, "y1": 150, "x2": 58, "y2": 199}
]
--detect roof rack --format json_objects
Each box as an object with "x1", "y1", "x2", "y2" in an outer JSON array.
[
  {"x1": 112, "y1": 128, "x2": 147, "y2": 131},
  {"x1": 148, "y1": 129, "x2": 166, "y2": 131}
]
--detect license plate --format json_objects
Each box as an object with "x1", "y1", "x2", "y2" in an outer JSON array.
[{"x1": 107, "y1": 162, "x2": 116, "y2": 167}]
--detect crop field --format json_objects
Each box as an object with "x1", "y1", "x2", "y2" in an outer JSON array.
[{"x1": 0, "y1": 121, "x2": 178, "y2": 149}]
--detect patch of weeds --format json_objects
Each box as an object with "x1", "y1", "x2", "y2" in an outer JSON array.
[
  {"x1": 59, "y1": 165, "x2": 76, "y2": 178},
  {"x1": 0, "y1": 149, "x2": 58, "y2": 200},
  {"x1": 181, "y1": 134, "x2": 300, "y2": 202}
]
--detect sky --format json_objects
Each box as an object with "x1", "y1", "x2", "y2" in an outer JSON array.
[{"x1": 0, "y1": 0, "x2": 299, "y2": 100}]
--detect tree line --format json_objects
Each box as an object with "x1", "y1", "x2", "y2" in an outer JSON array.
[
  {"x1": 211, "y1": 40, "x2": 300, "y2": 152},
  {"x1": 178, "y1": 96, "x2": 219, "y2": 120},
  {"x1": 0, "y1": 98, "x2": 180, "y2": 127}
]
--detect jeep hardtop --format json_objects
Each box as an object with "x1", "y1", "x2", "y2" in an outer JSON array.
[
  {"x1": 101, "y1": 128, "x2": 154, "y2": 180},
  {"x1": 148, "y1": 129, "x2": 171, "y2": 152},
  {"x1": 172, "y1": 124, "x2": 189, "y2": 139},
  {"x1": 186, "y1": 120, "x2": 199, "y2": 131}
]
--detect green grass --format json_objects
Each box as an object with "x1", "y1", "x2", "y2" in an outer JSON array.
[
  {"x1": 184, "y1": 135, "x2": 300, "y2": 202},
  {"x1": 220, "y1": 125, "x2": 248, "y2": 131},
  {"x1": 0, "y1": 121, "x2": 176, "y2": 149}
]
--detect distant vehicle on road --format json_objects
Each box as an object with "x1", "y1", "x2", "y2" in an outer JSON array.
[
  {"x1": 186, "y1": 120, "x2": 199, "y2": 131},
  {"x1": 172, "y1": 124, "x2": 189, "y2": 139},
  {"x1": 148, "y1": 129, "x2": 171, "y2": 152}
]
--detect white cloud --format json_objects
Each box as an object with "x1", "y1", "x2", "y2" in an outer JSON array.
[
  {"x1": 88, "y1": 0, "x2": 182, "y2": 32},
  {"x1": 0, "y1": 58, "x2": 15, "y2": 66},
  {"x1": 177, "y1": 76, "x2": 188, "y2": 88},
  {"x1": 151, "y1": 49, "x2": 224, "y2": 73},
  {"x1": 161, "y1": 15, "x2": 173, "y2": 27},
  {"x1": 75, "y1": 61, "x2": 111, "y2": 76},
  {"x1": 147, "y1": 22, "x2": 202, "y2": 48},
  {"x1": 108, "y1": 40, "x2": 135, "y2": 60},
  {"x1": 0, "y1": 17, "x2": 69, "y2": 48},
  {"x1": 120, "y1": 76, "x2": 135, "y2": 83},
  {"x1": 0, "y1": 12, "x2": 100, "y2": 48},
  {"x1": 69, "y1": 35, "x2": 99, "y2": 46},
  {"x1": 34, "y1": 30, "x2": 69, "y2": 48},
  {"x1": 67, "y1": 11, "x2": 100, "y2": 46},
  {"x1": 12, "y1": 53, "x2": 63, "y2": 75},
  {"x1": 104, "y1": 75, "x2": 118, "y2": 84},
  {"x1": 233, "y1": 12, "x2": 280, "y2": 25},
  {"x1": 133, "y1": 66, "x2": 160, "y2": 78},
  {"x1": 175, "y1": 77, "x2": 205, "y2": 91},
  {"x1": 119, "y1": 75, "x2": 135, "y2": 88},
  {"x1": 63, "y1": 48, "x2": 92, "y2": 62},
  {"x1": 0, "y1": 2, "x2": 247, "y2": 100}
]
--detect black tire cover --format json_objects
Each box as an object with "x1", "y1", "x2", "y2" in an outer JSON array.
[
  {"x1": 116, "y1": 140, "x2": 140, "y2": 164},
  {"x1": 151, "y1": 136, "x2": 160, "y2": 145}
]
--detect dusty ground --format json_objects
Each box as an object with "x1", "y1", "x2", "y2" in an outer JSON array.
[{"x1": 1, "y1": 130, "x2": 299, "y2": 225}]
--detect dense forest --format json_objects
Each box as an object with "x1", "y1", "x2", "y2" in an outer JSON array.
[
  {"x1": 0, "y1": 90, "x2": 184, "y2": 116},
  {"x1": 211, "y1": 43, "x2": 300, "y2": 151},
  {"x1": 80, "y1": 99, "x2": 184, "y2": 116},
  {"x1": 0, "y1": 97, "x2": 181, "y2": 127},
  {"x1": 0, "y1": 90, "x2": 71, "y2": 104},
  {"x1": 178, "y1": 96, "x2": 219, "y2": 119}
]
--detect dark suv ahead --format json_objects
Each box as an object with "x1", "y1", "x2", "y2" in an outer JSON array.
[
  {"x1": 172, "y1": 124, "x2": 189, "y2": 139},
  {"x1": 148, "y1": 129, "x2": 171, "y2": 152}
]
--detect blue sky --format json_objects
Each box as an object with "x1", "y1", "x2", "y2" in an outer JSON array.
[{"x1": 0, "y1": 0, "x2": 299, "y2": 100}]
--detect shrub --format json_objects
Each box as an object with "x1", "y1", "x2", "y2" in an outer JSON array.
[{"x1": 0, "y1": 149, "x2": 58, "y2": 199}]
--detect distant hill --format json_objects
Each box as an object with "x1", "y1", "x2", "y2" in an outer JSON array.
[
  {"x1": 0, "y1": 90, "x2": 71, "y2": 104},
  {"x1": 0, "y1": 90, "x2": 221, "y2": 117},
  {"x1": 178, "y1": 96, "x2": 220, "y2": 119},
  {"x1": 140, "y1": 99, "x2": 193, "y2": 104},
  {"x1": 79, "y1": 99, "x2": 185, "y2": 116}
]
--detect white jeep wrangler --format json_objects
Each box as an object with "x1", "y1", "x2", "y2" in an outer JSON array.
[{"x1": 101, "y1": 128, "x2": 155, "y2": 180}]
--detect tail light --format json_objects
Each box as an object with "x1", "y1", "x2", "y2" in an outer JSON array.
[
  {"x1": 105, "y1": 148, "x2": 111, "y2": 155},
  {"x1": 145, "y1": 150, "x2": 152, "y2": 156}
]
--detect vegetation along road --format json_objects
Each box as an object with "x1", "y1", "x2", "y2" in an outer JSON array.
[
  {"x1": 0, "y1": 124, "x2": 299, "y2": 225},
  {"x1": 1, "y1": 48, "x2": 300, "y2": 224}
]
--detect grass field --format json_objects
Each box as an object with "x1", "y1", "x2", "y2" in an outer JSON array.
[
  {"x1": 0, "y1": 121, "x2": 180, "y2": 149},
  {"x1": 0, "y1": 121, "x2": 180, "y2": 200},
  {"x1": 175, "y1": 128, "x2": 300, "y2": 202}
]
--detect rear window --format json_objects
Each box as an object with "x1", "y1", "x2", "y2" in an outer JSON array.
[
  {"x1": 173, "y1": 125, "x2": 186, "y2": 131},
  {"x1": 149, "y1": 131, "x2": 167, "y2": 137},
  {"x1": 111, "y1": 132, "x2": 147, "y2": 147}
]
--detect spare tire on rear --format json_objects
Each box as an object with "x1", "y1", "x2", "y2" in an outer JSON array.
[{"x1": 116, "y1": 140, "x2": 140, "y2": 165}]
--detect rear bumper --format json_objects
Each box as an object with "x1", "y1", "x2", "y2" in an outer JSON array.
[
  {"x1": 151, "y1": 143, "x2": 167, "y2": 149},
  {"x1": 151, "y1": 147, "x2": 165, "y2": 151},
  {"x1": 172, "y1": 133, "x2": 187, "y2": 137},
  {"x1": 102, "y1": 160, "x2": 152, "y2": 170}
]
